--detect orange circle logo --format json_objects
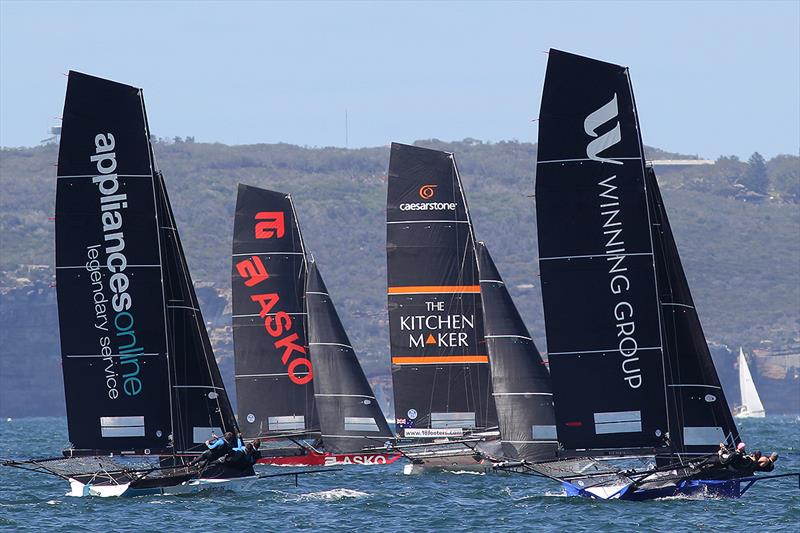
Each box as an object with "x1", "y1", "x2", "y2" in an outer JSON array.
[{"x1": 419, "y1": 184, "x2": 437, "y2": 199}]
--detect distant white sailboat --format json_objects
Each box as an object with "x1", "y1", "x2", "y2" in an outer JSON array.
[{"x1": 735, "y1": 348, "x2": 766, "y2": 418}]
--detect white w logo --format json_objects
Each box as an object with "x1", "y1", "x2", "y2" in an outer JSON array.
[{"x1": 584, "y1": 94, "x2": 623, "y2": 165}]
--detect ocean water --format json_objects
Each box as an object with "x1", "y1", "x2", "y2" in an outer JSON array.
[{"x1": 0, "y1": 416, "x2": 798, "y2": 532}]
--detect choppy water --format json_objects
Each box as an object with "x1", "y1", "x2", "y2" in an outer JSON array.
[{"x1": 1, "y1": 417, "x2": 798, "y2": 532}]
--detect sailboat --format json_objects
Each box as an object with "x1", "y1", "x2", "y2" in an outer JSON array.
[
  {"x1": 231, "y1": 185, "x2": 400, "y2": 465},
  {"x1": 3, "y1": 72, "x2": 259, "y2": 497},
  {"x1": 735, "y1": 348, "x2": 766, "y2": 418},
  {"x1": 529, "y1": 49, "x2": 792, "y2": 499},
  {"x1": 385, "y1": 142, "x2": 500, "y2": 472}
]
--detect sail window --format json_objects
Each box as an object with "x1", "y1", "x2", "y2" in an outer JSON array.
[
  {"x1": 268, "y1": 415, "x2": 305, "y2": 431},
  {"x1": 431, "y1": 412, "x2": 476, "y2": 429},
  {"x1": 100, "y1": 416, "x2": 145, "y2": 438},
  {"x1": 593, "y1": 411, "x2": 642, "y2": 434},
  {"x1": 531, "y1": 425, "x2": 558, "y2": 440},
  {"x1": 344, "y1": 417, "x2": 380, "y2": 432},
  {"x1": 192, "y1": 426, "x2": 223, "y2": 444},
  {"x1": 683, "y1": 426, "x2": 725, "y2": 446}
]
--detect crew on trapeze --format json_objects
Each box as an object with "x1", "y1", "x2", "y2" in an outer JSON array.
[
  {"x1": 188, "y1": 431, "x2": 239, "y2": 468},
  {"x1": 716, "y1": 442, "x2": 779, "y2": 475},
  {"x1": 189, "y1": 431, "x2": 261, "y2": 470}
]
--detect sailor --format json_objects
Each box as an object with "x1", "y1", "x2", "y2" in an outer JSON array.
[
  {"x1": 189, "y1": 431, "x2": 235, "y2": 468},
  {"x1": 247, "y1": 439, "x2": 262, "y2": 465},
  {"x1": 754, "y1": 452, "x2": 779, "y2": 472},
  {"x1": 223, "y1": 438, "x2": 262, "y2": 469}
]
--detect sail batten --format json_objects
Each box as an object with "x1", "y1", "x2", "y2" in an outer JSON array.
[{"x1": 386, "y1": 143, "x2": 497, "y2": 435}]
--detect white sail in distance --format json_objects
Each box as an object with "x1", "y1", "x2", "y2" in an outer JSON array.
[{"x1": 736, "y1": 348, "x2": 766, "y2": 418}]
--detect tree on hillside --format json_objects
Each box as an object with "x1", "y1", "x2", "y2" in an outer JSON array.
[{"x1": 740, "y1": 152, "x2": 769, "y2": 194}]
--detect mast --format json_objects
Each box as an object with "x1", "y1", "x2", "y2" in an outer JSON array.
[
  {"x1": 55, "y1": 72, "x2": 170, "y2": 455},
  {"x1": 306, "y1": 262, "x2": 394, "y2": 453},
  {"x1": 386, "y1": 142, "x2": 497, "y2": 436},
  {"x1": 477, "y1": 242, "x2": 558, "y2": 461},
  {"x1": 231, "y1": 185, "x2": 317, "y2": 438},
  {"x1": 535, "y1": 50, "x2": 670, "y2": 455}
]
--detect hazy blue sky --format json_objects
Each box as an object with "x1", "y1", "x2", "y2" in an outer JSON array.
[{"x1": 1, "y1": 1, "x2": 798, "y2": 159}]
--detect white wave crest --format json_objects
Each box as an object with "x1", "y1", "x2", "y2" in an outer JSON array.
[{"x1": 299, "y1": 488, "x2": 370, "y2": 501}]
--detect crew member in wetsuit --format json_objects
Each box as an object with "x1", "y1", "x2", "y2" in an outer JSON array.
[
  {"x1": 755, "y1": 452, "x2": 779, "y2": 472},
  {"x1": 223, "y1": 438, "x2": 262, "y2": 469},
  {"x1": 189, "y1": 431, "x2": 235, "y2": 468}
]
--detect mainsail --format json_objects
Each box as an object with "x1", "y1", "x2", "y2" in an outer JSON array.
[
  {"x1": 386, "y1": 142, "x2": 497, "y2": 436},
  {"x1": 306, "y1": 262, "x2": 394, "y2": 453},
  {"x1": 55, "y1": 71, "x2": 237, "y2": 455},
  {"x1": 737, "y1": 348, "x2": 766, "y2": 418},
  {"x1": 231, "y1": 185, "x2": 317, "y2": 438},
  {"x1": 477, "y1": 242, "x2": 557, "y2": 461},
  {"x1": 535, "y1": 49, "x2": 738, "y2": 458}
]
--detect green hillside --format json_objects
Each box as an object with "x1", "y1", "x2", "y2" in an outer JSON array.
[{"x1": 1, "y1": 139, "x2": 798, "y2": 382}]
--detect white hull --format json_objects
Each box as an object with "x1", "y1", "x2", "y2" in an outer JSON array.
[
  {"x1": 67, "y1": 475, "x2": 259, "y2": 498},
  {"x1": 734, "y1": 410, "x2": 766, "y2": 419}
]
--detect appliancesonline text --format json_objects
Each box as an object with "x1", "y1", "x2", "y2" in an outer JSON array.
[{"x1": 86, "y1": 133, "x2": 144, "y2": 400}]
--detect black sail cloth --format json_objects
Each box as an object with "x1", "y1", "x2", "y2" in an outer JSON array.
[
  {"x1": 645, "y1": 167, "x2": 739, "y2": 457},
  {"x1": 306, "y1": 262, "x2": 394, "y2": 453},
  {"x1": 231, "y1": 185, "x2": 317, "y2": 438},
  {"x1": 535, "y1": 49, "x2": 739, "y2": 457},
  {"x1": 55, "y1": 71, "x2": 236, "y2": 455},
  {"x1": 535, "y1": 49, "x2": 669, "y2": 453},
  {"x1": 386, "y1": 142, "x2": 497, "y2": 435},
  {"x1": 477, "y1": 243, "x2": 558, "y2": 462}
]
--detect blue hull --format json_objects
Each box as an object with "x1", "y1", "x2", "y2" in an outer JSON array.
[{"x1": 562, "y1": 478, "x2": 742, "y2": 501}]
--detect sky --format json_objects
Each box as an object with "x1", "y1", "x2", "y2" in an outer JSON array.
[{"x1": 1, "y1": 1, "x2": 798, "y2": 159}]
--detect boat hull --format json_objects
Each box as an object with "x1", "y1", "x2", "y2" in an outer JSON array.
[
  {"x1": 562, "y1": 478, "x2": 742, "y2": 501},
  {"x1": 257, "y1": 451, "x2": 402, "y2": 467},
  {"x1": 67, "y1": 475, "x2": 260, "y2": 498}
]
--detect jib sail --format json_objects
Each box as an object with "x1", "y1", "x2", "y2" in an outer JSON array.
[
  {"x1": 155, "y1": 169, "x2": 238, "y2": 454},
  {"x1": 56, "y1": 71, "x2": 237, "y2": 455},
  {"x1": 386, "y1": 142, "x2": 497, "y2": 436},
  {"x1": 535, "y1": 50, "x2": 670, "y2": 453},
  {"x1": 306, "y1": 262, "x2": 394, "y2": 453},
  {"x1": 231, "y1": 185, "x2": 317, "y2": 438},
  {"x1": 477, "y1": 242, "x2": 558, "y2": 461},
  {"x1": 645, "y1": 166, "x2": 739, "y2": 455}
]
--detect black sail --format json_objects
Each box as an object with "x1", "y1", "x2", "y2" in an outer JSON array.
[
  {"x1": 231, "y1": 185, "x2": 317, "y2": 438},
  {"x1": 535, "y1": 50, "x2": 670, "y2": 453},
  {"x1": 386, "y1": 142, "x2": 497, "y2": 435},
  {"x1": 477, "y1": 243, "x2": 558, "y2": 461},
  {"x1": 645, "y1": 167, "x2": 740, "y2": 455},
  {"x1": 155, "y1": 170, "x2": 238, "y2": 453},
  {"x1": 56, "y1": 71, "x2": 172, "y2": 454},
  {"x1": 306, "y1": 262, "x2": 394, "y2": 453}
]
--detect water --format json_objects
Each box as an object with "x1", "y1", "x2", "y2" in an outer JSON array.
[{"x1": 1, "y1": 417, "x2": 798, "y2": 532}]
